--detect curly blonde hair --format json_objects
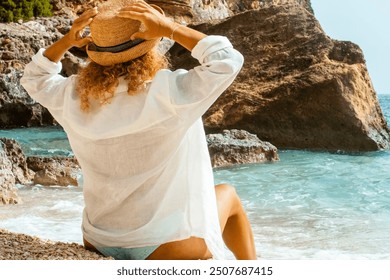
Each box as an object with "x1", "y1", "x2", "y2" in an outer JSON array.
[{"x1": 76, "y1": 49, "x2": 169, "y2": 112}]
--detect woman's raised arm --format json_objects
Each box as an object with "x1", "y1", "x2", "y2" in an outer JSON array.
[{"x1": 43, "y1": 8, "x2": 98, "y2": 63}]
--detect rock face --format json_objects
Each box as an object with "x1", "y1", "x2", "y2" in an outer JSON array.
[
  {"x1": 0, "y1": 0, "x2": 312, "y2": 129},
  {"x1": 0, "y1": 138, "x2": 33, "y2": 184},
  {"x1": 207, "y1": 129, "x2": 279, "y2": 168},
  {"x1": 170, "y1": 5, "x2": 390, "y2": 151},
  {"x1": 148, "y1": 0, "x2": 313, "y2": 23},
  {"x1": 0, "y1": 140, "x2": 20, "y2": 205},
  {"x1": 0, "y1": 18, "x2": 73, "y2": 128},
  {"x1": 0, "y1": 69, "x2": 55, "y2": 128},
  {"x1": 1, "y1": 0, "x2": 389, "y2": 152}
]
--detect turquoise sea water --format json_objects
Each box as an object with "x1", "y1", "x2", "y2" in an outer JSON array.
[{"x1": 0, "y1": 95, "x2": 389, "y2": 259}]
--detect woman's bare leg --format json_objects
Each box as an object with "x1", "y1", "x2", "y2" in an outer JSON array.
[
  {"x1": 147, "y1": 236, "x2": 212, "y2": 260},
  {"x1": 215, "y1": 183, "x2": 257, "y2": 260},
  {"x1": 85, "y1": 183, "x2": 257, "y2": 260},
  {"x1": 147, "y1": 183, "x2": 257, "y2": 260}
]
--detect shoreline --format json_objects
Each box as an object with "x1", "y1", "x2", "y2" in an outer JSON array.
[{"x1": 0, "y1": 228, "x2": 113, "y2": 260}]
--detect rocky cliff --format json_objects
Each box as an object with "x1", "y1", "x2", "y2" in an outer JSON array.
[
  {"x1": 0, "y1": 17, "x2": 73, "y2": 128},
  {"x1": 148, "y1": 0, "x2": 313, "y2": 23},
  {"x1": 0, "y1": 0, "x2": 389, "y2": 259},
  {"x1": 170, "y1": 4, "x2": 390, "y2": 151},
  {"x1": 0, "y1": 0, "x2": 309, "y2": 128},
  {"x1": 1, "y1": 0, "x2": 389, "y2": 151}
]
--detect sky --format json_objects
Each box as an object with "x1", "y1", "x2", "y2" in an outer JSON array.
[{"x1": 310, "y1": 0, "x2": 390, "y2": 94}]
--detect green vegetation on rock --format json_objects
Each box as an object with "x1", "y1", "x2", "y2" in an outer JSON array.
[{"x1": 0, "y1": 0, "x2": 52, "y2": 23}]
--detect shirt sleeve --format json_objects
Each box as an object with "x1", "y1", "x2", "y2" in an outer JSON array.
[
  {"x1": 20, "y1": 48, "x2": 72, "y2": 115},
  {"x1": 166, "y1": 35, "x2": 244, "y2": 124}
]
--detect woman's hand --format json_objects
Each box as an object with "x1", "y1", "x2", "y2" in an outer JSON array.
[
  {"x1": 116, "y1": 0, "x2": 206, "y2": 51},
  {"x1": 117, "y1": 1, "x2": 172, "y2": 40},
  {"x1": 65, "y1": 7, "x2": 99, "y2": 48},
  {"x1": 43, "y1": 7, "x2": 98, "y2": 63}
]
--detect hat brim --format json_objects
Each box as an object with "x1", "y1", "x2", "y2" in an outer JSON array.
[
  {"x1": 86, "y1": 38, "x2": 160, "y2": 66},
  {"x1": 86, "y1": 3, "x2": 165, "y2": 66}
]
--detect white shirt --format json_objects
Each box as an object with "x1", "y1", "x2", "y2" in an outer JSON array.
[{"x1": 21, "y1": 36, "x2": 244, "y2": 259}]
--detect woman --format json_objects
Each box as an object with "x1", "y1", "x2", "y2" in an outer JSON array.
[{"x1": 21, "y1": 0, "x2": 256, "y2": 260}]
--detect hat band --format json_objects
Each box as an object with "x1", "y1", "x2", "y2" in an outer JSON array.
[{"x1": 88, "y1": 38, "x2": 145, "y2": 53}]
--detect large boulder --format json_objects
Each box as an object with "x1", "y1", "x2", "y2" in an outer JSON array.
[
  {"x1": 170, "y1": 5, "x2": 390, "y2": 151},
  {"x1": 26, "y1": 156, "x2": 80, "y2": 187}
]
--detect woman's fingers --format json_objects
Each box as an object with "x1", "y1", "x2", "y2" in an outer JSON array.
[
  {"x1": 116, "y1": 10, "x2": 144, "y2": 20},
  {"x1": 120, "y1": 0, "x2": 150, "y2": 11},
  {"x1": 117, "y1": 6, "x2": 151, "y2": 21},
  {"x1": 117, "y1": 6, "x2": 161, "y2": 40},
  {"x1": 118, "y1": 0, "x2": 158, "y2": 19},
  {"x1": 67, "y1": 8, "x2": 98, "y2": 47},
  {"x1": 83, "y1": 7, "x2": 99, "y2": 19},
  {"x1": 74, "y1": 7, "x2": 98, "y2": 26},
  {"x1": 74, "y1": 36, "x2": 93, "y2": 48},
  {"x1": 119, "y1": 4, "x2": 149, "y2": 13}
]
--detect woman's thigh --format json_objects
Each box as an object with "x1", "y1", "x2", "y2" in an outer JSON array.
[
  {"x1": 147, "y1": 184, "x2": 236, "y2": 260},
  {"x1": 85, "y1": 184, "x2": 236, "y2": 260},
  {"x1": 146, "y1": 236, "x2": 212, "y2": 260}
]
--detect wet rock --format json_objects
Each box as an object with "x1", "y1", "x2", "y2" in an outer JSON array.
[
  {"x1": 26, "y1": 156, "x2": 80, "y2": 187},
  {"x1": 207, "y1": 129, "x2": 279, "y2": 168},
  {"x1": 170, "y1": 5, "x2": 390, "y2": 151}
]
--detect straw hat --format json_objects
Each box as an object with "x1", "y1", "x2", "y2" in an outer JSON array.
[{"x1": 87, "y1": 0, "x2": 163, "y2": 66}]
